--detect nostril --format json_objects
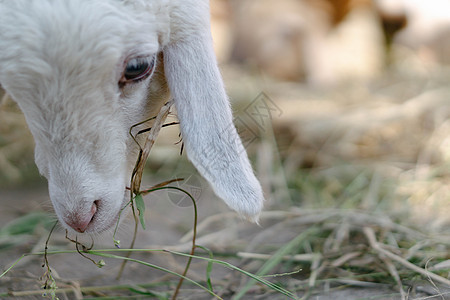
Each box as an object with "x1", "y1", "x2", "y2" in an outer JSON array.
[
  {"x1": 92, "y1": 200, "x2": 99, "y2": 216},
  {"x1": 87, "y1": 200, "x2": 99, "y2": 225},
  {"x1": 66, "y1": 200, "x2": 100, "y2": 233}
]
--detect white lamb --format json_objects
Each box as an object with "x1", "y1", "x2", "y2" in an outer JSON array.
[{"x1": 0, "y1": 0, "x2": 264, "y2": 233}]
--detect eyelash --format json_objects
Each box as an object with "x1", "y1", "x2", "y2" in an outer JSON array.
[{"x1": 119, "y1": 55, "x2": 155, "y2": 87}]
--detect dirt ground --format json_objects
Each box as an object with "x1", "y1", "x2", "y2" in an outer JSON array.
[
  {"x1": 1, "y1": 49, "x2": 450, "y2": 300},
  {"x1": 2, "y1": 184, "x2": 447, "y2": 300}
]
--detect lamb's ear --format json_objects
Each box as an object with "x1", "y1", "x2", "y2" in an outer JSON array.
[{"x1": 163, "y1": 24, "x2": 264, "y2": 221}]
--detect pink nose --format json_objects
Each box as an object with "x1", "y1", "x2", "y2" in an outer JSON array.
[{"x1": 64, "y1": 201, "x2": 98, "y2": 233}]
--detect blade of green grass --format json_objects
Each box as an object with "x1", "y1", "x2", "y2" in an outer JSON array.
[
  {"x1": 0, "y1": 253, "x2": 27, "y2": 278},
  {"x1": 196, "y1": 245, "x2": 215, "y2": 292},
  {"x1": 0, "y1": 212, "x2": 49, "y2": 235},
  {"x1": 127, "y1": 285, "x2": 169, "y2": 299},
  {"x1": 233, "y1": 226, "x2": 320, "y2": 300},
  {"x1": 2, "y1": 282, "x2": 172, "y2": 299},
  {"x1": 134, "y1": 194, "x2": 146, "y2": 230},
  {"x1": 2, "y1": 247, "x2": 299, "y2": 299},
  {"x1": 87, "y1": 250, "x2": 223, "y2": 299},
  {"x1": 164, "y1": 250, "x2": 299, "y2": 299}
]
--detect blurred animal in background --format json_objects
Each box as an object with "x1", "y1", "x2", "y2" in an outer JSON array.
[
  {"x1": 376, "y1": 0, "x2": 450, "y2": 65},
  {"x1": 210, "y1": 0, "x2": 450, "y2": 85},
  {"x1": 227, "y1": 0, "x2": 385, "y2": 85}
]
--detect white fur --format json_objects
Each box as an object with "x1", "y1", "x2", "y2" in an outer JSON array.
[{"x1": 0, "y1": 0, "x2": 263, "y2": 233}]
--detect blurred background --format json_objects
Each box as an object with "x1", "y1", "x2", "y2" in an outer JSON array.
[
  {"x1": 1, "y1": 0, "x2": 450, "y2": 298},
  {"x1": 3, "y1": 0, "x2": 449, "y2": 228}
]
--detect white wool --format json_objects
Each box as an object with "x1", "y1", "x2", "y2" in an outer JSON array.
[{"x1": 0, "y1": 0, "x2": 263, "y2": 233}]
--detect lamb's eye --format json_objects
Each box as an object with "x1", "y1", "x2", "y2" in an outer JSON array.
[{"x1": 121, "y1": 56, "x2": 155, "y2": 84}]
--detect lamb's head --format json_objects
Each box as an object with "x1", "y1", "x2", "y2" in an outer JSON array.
[{"x1": 0, "y1": 0, "x2": 264, "y2": 234}]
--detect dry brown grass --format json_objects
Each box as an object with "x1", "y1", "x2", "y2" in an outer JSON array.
[
  {"x1": 0, "y1": 56, "x2": 449, "y2": 299},
  {"x1": 220, "y1": 60, "x2": 450, "y2": 231}
]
